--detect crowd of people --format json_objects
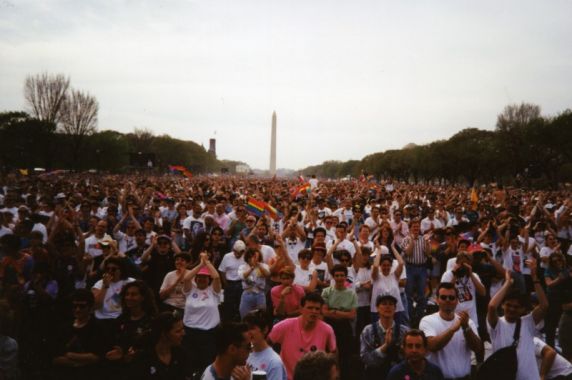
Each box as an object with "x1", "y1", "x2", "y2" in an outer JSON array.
[{"x1": 0, "y1": 172, "x2": 572, "y2": 380}]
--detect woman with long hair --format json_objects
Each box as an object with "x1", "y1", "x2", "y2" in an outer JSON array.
[
  {"x1": 105, "y1": 280, "x2": 158, "y2": 365},
  {"x1": 127, "y1": 312, "x2": 188, "y2": 380}
]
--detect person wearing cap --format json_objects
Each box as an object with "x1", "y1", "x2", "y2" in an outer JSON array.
[
  {"x1": 182, "y1": 252, "x2": 222, "y2": 377},
  {"x1": 140, "y1": 234, "x2": 181, "y2": 295},
  {"x1": 419, "y1": 282, "x2": 483, "y2": 380},
  {"x1": 360, "y1": 293, "x2": 409, "y2": 380},
  {"x1": 218, "y1": 240, "x2": 247, "y2": 321}
]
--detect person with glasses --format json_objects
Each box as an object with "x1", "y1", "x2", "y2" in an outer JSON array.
[
  {"x1": 92, "y1": 257, "x2": 135, "y2": 327},
  {"x1": 201, "y1": 322, "x2": 252, "y2": 380},
  {"x1": 218, "y1": 240, "x2": 247, "y2": 322},
  {"x1": 53, "y1": 289, "x2": 104, "y2": 380},
  {"x1": 206, "y1": 226, "x2": 227, "y2": 268},
  {"x1": 419, "y1": 282, "x2": 483, "y2": 380},
  {"x1": 360, "y1": 294, "x2": 409, "y2": 380}
]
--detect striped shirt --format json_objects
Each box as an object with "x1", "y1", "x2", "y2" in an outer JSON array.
[{"x1": 401, "y1": 235, "x2": 428, "y2": 265}]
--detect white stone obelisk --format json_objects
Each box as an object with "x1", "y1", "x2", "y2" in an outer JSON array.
[{"x1": 270, "y1": 111, "x2": 277, "y2": 176}]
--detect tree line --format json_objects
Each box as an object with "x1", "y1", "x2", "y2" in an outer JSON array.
[
  {"x1": 0, "y1": 73, "x2": 224, "y2": 173},
  {"x1": 300, "y1": 103, "x2": 572, "y2": 186}
]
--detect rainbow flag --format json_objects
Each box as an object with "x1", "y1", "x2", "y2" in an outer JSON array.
[
  {"x1": 246, "y1": 197, "x2": 266, "y2": 217},
  {"x1": 264, "y1": 202, "x2": 283, "y2": 220},
  {"x1": 169, "y1": 165, "x2": 192, "y2": 179},
  {"x1": 291, "y1": 183, "x2": 311, "y2": 197}
]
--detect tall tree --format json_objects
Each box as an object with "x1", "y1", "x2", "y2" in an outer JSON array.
[
  {"x1": 24, "y1": 73, "x2": 70, "y2": 125},
  {"x1": 60, "y1": 89, "x2": 99, "y2": 167}
]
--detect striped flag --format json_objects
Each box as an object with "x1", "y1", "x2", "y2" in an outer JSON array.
[
  {"x1": 169, "y1": 165, "x2": 192, "y2": 179},
  {"x1": 246, "y1": 197, "x2": 266, "y2": 217}
]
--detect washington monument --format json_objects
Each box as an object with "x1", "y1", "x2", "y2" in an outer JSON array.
[{"x1": 269, "y1": 111, "x2": 277, "y2": 176}]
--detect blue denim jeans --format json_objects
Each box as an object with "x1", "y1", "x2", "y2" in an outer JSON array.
[
  {"x1": 239, "y1": 290, "x2": 266, "y2": 318},
  {"x1": 405, "y1": 264, "x2": 428, "y2": 322}
]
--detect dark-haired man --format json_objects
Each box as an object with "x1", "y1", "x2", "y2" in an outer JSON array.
[
  {"x1": 386, "y1": 330, "x2": 445, "y2": 380},
  {"x1": 420, "y1": 282, "x2": 483, "y2": 380},
  {"x1": 268, "y1": 293, "x2": 337, "y2": 380},
  {"x1": 486, "y1": 259, "x2": 548, "y2": 380},
  {"x1": 243, "y1": 310, "x2": 287, "y2": 380},
  {"x1": 360, "y1": 294, "x2": 409, "y2": 380},
  {"x1": 201, "y1": 323, "x2": 252, "y2": 380}
]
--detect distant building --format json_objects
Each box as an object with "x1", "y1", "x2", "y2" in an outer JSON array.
[
  {"x1": 236, "y1": 164, "x2": 251, "y2": 174},
  {"x1": 208, "y1": 138, "x2": 216, "y2": 157}
]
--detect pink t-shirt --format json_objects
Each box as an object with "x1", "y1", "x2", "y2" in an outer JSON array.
[
  {"x1": 270, "y1": 284, "x2": 305, "y2": 315},
  {"x1": 268, "y1": 317, "x2": 337, "y2": 380}
]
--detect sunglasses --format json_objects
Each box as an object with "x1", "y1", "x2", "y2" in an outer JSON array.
[{"x1": 439, "y1": 295, "x2": 457, "y2": 301}]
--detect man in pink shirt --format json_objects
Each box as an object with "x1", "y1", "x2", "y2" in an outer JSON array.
[{"x1": 268, "y1": 292, "x2": 337, "y2": 380}]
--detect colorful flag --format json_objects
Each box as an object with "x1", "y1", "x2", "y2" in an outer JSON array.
[
  {"x1": 246, "y1": 197, "x2": 266, "y2": 217},
  {"x1": 169, "y1": 165, "x2": 192, "y2": 179},
  {"x1": 298, "y1": 175, "x2": 305, "y2": 183},
  {"x1": 291, "y1": 183, "x2": 311, "y2": 197},
  {"x1": 264, "y1": 202, "x2": 283, "y2": 220}
]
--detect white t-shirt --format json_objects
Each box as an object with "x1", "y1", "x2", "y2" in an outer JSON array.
[
  {"x1": 326, "y1": 239, "x2": 356, "y2": 258},
  {"x1": 534, "y1": 337, "x2": 572, "y2": 379},
  {"x1": 260, "y1": 244, "x2": 277, "y2": 264},
  {"x1": 284, "y1": 237, "x2": 305, "y2": 265},
  {"x1": 92, "y1": 277, "x2": 135, "y2": 319},
  {"x1": 182, "y1": 215, "x2": 205, "y2": 237},
  {"x1": 370, "y1": 265, "x2": 404, "y2": 313},
  {"x1": 294, "y1": 266, "x2": 313, "y2": 288},
  {"x1": 84, "y1": 234, "x2": 111, "y2": 258},
  {"x1": 159, "y1": 270, "x2": 188, "y2": 309},
  {"x1": 354, "y1": 267, "x2": 372, "y2": 307},
  {"x1": 238, "y1": 263, "x2": 269, "y2": 293},
  {"x1": 502, "y1": 247, "x2": 526, "y2": 273},
  {"x1": 218, "y1": 252, "x2": 246, "y2": 281},
  {"x1": 31, "y1": 223, "x2": 48, "y2": 243},
  {"x1": 538, "y1": 246, "x2": 555, "y2": 270},
  {"x1": 183, "y1": 285, "x2": 221, "y2": 329},
  {"x1": 114, "y1": 230, "x2": 137, "y2": 254},
  {"x1": 441, "y1": 271, "x2": 482, "y2": 326},
  {"x1": 420, "y1": 217, "x2": 444, "y2": 234},
  {"x1": 420, "y1": 313, "x2": 478, "y2": 379},
  {"x1": 309, "y1": 261, "x2": 331, "y2": 283},
  {"x1": 487, "y1": 313, "x2": 540, "y2": 380}
]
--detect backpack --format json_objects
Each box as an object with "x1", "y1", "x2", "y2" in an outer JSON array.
[{"x1": 476, "y1": 318, "x2": 521, "y2": 380}]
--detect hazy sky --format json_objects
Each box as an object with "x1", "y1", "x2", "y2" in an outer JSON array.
[{"x1": 1, "y1": 0, "x2": 571, "y2": 170}]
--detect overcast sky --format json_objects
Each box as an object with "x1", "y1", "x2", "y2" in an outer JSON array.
[{"x1": 1, "y1": 0, "x2": 571, "y2": 170}]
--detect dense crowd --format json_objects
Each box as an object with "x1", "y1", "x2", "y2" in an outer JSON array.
[{"x1": 0, "y1": 173, "x2": 572, "y2": 380}]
